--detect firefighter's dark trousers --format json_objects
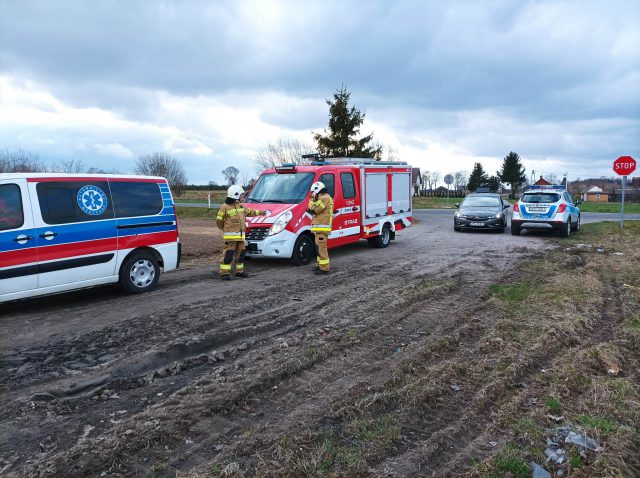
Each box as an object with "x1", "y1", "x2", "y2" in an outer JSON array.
[{"x1": 220, "y1": 240, "x2": 245, "y2": 276}]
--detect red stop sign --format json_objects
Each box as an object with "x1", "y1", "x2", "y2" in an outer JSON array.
[{"x1": 613, "y1": 156, "x2": 636, "y2": 176}]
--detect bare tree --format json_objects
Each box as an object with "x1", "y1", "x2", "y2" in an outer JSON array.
[
  {"x1": 55, "y1": 159, "x2": 84, "y2": 173},
  {"x1": 371, "y1": 142, "x2": 400, "y2": 162},
  {"x1": 453, "y1": 171, "x2": 468, "y2": 191},
  {"x1": 254, "y1": 138, "x2": 314, "y2": 171},
  {"x1": 221, "y1": 166, "x2": 240, "y2": 186},
  {"x1": 432, "y1": 171, "x2": 441, "y2": 189},
  {"x1": 421, "y1": 171, "x2": 432, "y2": 191},
  {"x1": 239, "y1": 170, "x2": 254, "y2": 189},
  {"x1": 0, "y1": 149, "x2": 46, "y2": 173},
  {"x1": 135, "y1": 152, "x2": 187, "y2": 196}
]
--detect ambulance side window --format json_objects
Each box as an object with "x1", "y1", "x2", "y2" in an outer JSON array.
[
  {"x1": 37, "y1": 181, "x2": 114, "y2": 224},
  {"x1": 340, "y1": 172, "x2": 356, "y2": 199},
  {"x1": 0, "y1": 184, "x2": 24, "y2": 231},
  {"x1": 110, "y1": 182, "x2": 164, "y2": 218},
  {"x1": 318, "y1": 173, "x2": 335, "y2": 197}
]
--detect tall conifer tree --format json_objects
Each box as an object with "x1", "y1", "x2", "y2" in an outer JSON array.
[{"x1": 313, "y1": 86, "x2": 381, "y2": 159}]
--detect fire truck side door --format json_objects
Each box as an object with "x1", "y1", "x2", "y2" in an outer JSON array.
[{"x1": 334, "y1": 171, "x2": 360, "y2": 245}]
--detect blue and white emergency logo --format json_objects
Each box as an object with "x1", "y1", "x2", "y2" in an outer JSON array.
[{"x1": 77, "y1": 185, "x2": 108, "y2": 215}]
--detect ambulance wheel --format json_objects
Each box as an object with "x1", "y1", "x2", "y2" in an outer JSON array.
[
  {"x1": 291, "y1": 234, "x2": 314, "y2": 266},
  {"x1": 374, "y1": 225, "x2": 391, "y2": 248},
  {"x1": 120, "y1": 251, "x2": 160, "y2": 294}
]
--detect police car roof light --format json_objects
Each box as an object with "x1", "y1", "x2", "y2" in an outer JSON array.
[{"x1": 525, "y1": 184, "x2": 566, "y2": 191}]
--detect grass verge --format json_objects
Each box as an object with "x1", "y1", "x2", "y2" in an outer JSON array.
[{"x1": 477, "y1": 221, "x2": 640, "y2": 477}]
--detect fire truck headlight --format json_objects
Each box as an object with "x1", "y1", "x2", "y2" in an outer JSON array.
[{"x1": 268, "y1": 210, "x2": 293, "y2": 236}]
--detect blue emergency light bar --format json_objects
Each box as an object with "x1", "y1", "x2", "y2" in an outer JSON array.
[{"x1": 525, "y1": 184, "x2": 567, "y2": 191}]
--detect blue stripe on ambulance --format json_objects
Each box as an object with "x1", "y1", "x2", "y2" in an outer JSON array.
[
  {"x1": 1, "y1": 215, "x2": 176, "y2": 254},
  {"x1": 0, "y1": 228, "x2": 38, "y2": 253}
]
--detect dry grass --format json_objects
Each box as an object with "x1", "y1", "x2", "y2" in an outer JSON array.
[{"x1": 475, "y1": 221, "x2": 640, "y2": 477}]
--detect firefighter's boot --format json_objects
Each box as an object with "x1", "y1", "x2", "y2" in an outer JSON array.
[{"x1": 236, "y1": 271, "x2": 249, "y2": 278}]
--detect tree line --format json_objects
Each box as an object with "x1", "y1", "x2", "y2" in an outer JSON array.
[{"x1": 1, "y1": 149, "x2": 188, "y2": 196}]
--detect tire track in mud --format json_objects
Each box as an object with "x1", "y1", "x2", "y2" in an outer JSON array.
[{"x1": 0, "y1": 222, "x2": 547, "y2": 477}]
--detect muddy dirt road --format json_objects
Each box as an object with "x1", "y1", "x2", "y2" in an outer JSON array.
[{"x1": 0, "y1": 213, "x2": 550, "y2": 477}]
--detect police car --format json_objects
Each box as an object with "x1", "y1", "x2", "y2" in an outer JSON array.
[{"x1": 511, "y1": 185, "x2": 580, "y2": 237}]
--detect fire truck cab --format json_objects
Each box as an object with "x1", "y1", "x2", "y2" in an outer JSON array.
[{"x1": 243, "y1": 158, "x2": 413, "y2": 265}]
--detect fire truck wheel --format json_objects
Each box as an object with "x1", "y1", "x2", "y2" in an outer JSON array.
[
  {"x1": 374, "y1": 225, "x2": 391, "y2": 248},
  {"x1": 120, "y1": 251, "x2": 161, "y2": 294},
  {"x1": 291, "y1": 234, "x2": 314, "y2": 266}
]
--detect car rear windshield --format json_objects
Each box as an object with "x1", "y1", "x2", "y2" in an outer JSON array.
[
  {"x1": 462, "y1": 196, "x2": 500, "y2": 207},
  {"x1": 245, "y1": 172, "x2": 315, "y2": 204},
  {"x1": 521, "y1": 193, "x2": 561, "y2": 204}
]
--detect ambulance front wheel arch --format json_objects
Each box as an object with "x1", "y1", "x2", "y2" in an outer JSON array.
[
  {"x1": 119, "y1": 248, "x2": 162, "y2": 294},
  {"x1": 290, "y1": 232, "x2": 315, "y2": 266}
]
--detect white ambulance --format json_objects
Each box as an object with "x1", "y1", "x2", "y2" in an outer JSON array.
[{"x1": 0, "y1": 173, "x2": 180, "y2": 303}]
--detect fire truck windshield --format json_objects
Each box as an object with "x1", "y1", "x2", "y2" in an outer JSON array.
[{"x1": 245, "y1": 172, "x2": 315, "y2": 204}]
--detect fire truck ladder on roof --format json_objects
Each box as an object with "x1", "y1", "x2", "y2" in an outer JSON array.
[{"x1": 299, "y1": 155, "x2": 407, "y2": 166}]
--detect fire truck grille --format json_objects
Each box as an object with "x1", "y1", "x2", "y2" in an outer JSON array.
[{"x1": 246, "y1": 227, "x2": 270, "y2": 241}]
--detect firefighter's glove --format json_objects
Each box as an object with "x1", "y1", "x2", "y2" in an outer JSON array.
[{"x1": 306, "y1": 209, "x2": 314, "y2": 215}]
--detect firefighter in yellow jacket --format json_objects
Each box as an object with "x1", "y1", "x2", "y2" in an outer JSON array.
[
  {"x1": 307, "y1": 181, "x2": 334, "y2": 274},
  {"x1": 216, "y1": 185, "x2": 266, "y2": 280}
]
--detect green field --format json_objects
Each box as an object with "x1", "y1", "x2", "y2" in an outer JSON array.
[
  {"x1": 175, "y1": 206, "x2": 217, "y2": 219},
  {"x1": 411, "y1": 196, "x2": 461, "y2": 209},
  {"x1": 175, "y1": 189, "x2": 640, "y2": 214},
  {"x1": 575, "y1": 202, "x2": 640, "y2": 213},
  {"x1": 174, "y1": 190, "x2": 226, "y2": 204}
]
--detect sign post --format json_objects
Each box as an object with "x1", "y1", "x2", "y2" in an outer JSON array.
[
  {"x1": 444, "y1": 174, "x2": 454, "y2": 206},
  {"x1": 613, "y1": 156, "x2": 637, "y2": 229}
]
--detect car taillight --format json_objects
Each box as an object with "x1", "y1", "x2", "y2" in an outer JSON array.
[
  {"x1": 557, "y1": 203, "x2": 566, "y2": 213},
  {"x1": 512, "y1": 203, "x2": 519, "y2": 212}
]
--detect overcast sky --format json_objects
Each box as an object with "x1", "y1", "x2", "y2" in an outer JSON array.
[{"x1": 1, "y1": 0, "x2": 638, "y2": 185}]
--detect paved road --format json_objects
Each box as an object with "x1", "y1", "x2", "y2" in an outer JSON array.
[
  {"x1": 412, "y1": 208, "x2": 640, "y2": 224},
  {"x1": 176, "y1": 202, "x2": 640, "y2": 224}
]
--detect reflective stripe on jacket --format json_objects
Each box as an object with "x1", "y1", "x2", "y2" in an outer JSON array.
[
  {"x1": 308, "y1": 193, "x2": 333, "y2": 233},
  {"x1": 216, "y1": 202, "x2": 264, "y2": 240}
]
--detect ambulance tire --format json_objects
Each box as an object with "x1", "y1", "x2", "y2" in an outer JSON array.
[
  {"x1": 291, "y1": 234, "x2": 314, "y2": 266},
  {"x1": 374, "y1": 225, "x2": 391, "y2": 248},
  {"x1": 120, "y1": 251, "x2": 161, "y2": 294}
]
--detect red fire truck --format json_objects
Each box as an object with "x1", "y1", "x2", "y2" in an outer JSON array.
[{"x1": 243, "y1": 158, "x2": 413, "y2": 265}]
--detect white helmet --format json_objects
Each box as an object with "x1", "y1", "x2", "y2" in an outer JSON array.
[
  {"x1": 310, "y1": 181, "x2": 325, "y2": 194},
  {"x1": 227, "y1": 184, "x2": 245, "y2": 200}
]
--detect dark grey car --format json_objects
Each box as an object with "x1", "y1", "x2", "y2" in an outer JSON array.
[{"x1": 454, "y1": 193, "x2": 510, "y2": 232}]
